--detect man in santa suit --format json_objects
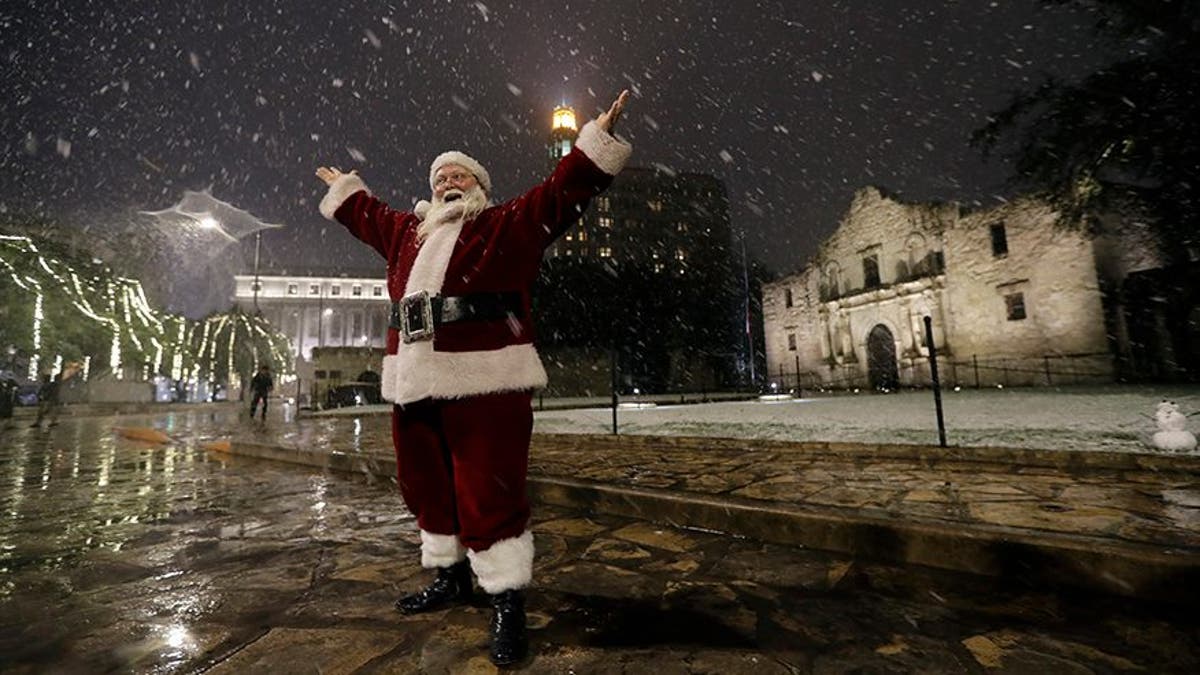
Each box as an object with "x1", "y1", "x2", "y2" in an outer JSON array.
[{"x1": 315, "y1": 91, "x2": 631, "y2": 666}]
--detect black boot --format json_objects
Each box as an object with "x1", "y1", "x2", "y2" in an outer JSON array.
[
  {"x1": 488, "y1": 590, "x2": 528, "y2": 666},
  {"x1": 395, "y1": 560, "x2": 473, "y2": 614}
]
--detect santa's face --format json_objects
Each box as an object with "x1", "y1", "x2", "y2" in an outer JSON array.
[{"x1": 433, "y1": 164, "x2": 479, "y2": 202}]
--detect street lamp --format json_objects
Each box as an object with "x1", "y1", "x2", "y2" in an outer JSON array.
[{"x1": 252, "y1": 231, "x2": 262, "y2": 312}]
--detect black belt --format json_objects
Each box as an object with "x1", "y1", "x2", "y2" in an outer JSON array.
[{"x1": 389, "y1": 291, "x2": 524, "y2": 343}]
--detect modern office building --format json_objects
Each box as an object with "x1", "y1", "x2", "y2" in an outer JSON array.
[
  {"x1": 544, "y1": 105, "x2": 732, "y2": 278},
  {"x1": 538, "y1": 105, "x2": 743, "y2": 393}
]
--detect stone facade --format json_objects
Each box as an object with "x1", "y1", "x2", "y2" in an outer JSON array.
[{"x1": 764, "y1": 187, "x2": 1118, "y2": 390}]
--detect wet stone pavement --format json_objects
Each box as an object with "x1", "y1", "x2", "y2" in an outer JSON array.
[
  {"x1": 246, "y1": 414, "x2": 1200, "y2": 602},
  {"x1": 2, "y1": 412, "x2": 1199, "y2": 673}
]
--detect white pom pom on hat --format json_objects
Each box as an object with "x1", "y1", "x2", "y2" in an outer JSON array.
[{"x1": 430, "y1": 151, "x2": 491, "y2": 194}]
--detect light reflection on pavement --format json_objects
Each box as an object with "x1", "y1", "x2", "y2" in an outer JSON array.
[{"x1": 1, "y1": 409, "x2": 1197, "y2": 674}]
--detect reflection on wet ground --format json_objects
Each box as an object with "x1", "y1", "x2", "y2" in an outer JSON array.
[{"x1": 2, "y1": 411, "x2": 1198, "y2": 673}]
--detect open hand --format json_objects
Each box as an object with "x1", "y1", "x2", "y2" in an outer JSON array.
[
  {"x1": 315, "y1": 166, "x2": 357, "y2": 186},
  {"x1": 597, "y1": 90, "x2": 631, "y2": 135}
]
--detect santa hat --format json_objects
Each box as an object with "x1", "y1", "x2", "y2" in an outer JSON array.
[{"x1": 429, "y1": 151, "x2": 492, "y2": 194}]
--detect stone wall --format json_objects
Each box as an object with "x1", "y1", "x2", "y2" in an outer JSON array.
[{"x1": 765, "y1": 188, "x2": 1118, "y2": 390}]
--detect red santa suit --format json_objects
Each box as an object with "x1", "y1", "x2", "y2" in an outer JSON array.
[{"x1": 318, "y1": 121, "x2": 631, "y2": 593}]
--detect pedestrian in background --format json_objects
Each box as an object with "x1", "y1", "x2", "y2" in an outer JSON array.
[
  {"x1": 249, "y1": 365, "x2": 274, "y2": 421},
  {"x1": 30, "y1": 362, "x2": 79, "y2": 429}
]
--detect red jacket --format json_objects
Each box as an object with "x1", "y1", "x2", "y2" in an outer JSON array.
[{"x1": 319, "y1": 121, "x2": 631, "y2": 404}]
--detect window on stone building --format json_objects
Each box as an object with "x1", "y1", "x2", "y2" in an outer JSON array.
[
  {"x1": 863, "y1": 254, "x2": 881, "y2": 288},
  {"x1": 598, "y1": 216, "x2": 614, "y2": 229},
  {"x1": 598, "y1": 247, "x2": 612, "y2": 258},
  {"x1": 309, "y1": 284, "x2": 320, "y2": 295},
  {"x1": 1005, "y1": 292, "x2": 1026, "y2": 320},
  {"x1": 352, "y1": 285, "x2": 362, "y2": 297},
  {"x1": 330, "y1": 285, "x2": 341, "y2": 296},
  {"x1": 991, "y1": 223, "x2": 1008, "y2": 258},
  {"x1": 597, "y1": 196, "x2": 610, "y2": 212},
  {"x1": 648, "y1": 199, "x2": 663, "y2": 212},
  {"x1": 787, "y1": 333, "x2": 797, "y2": 351},
  {"x1": 932, "y1": 250, "x2": 945, "y2": 273},
  {"x1": 287, "y1": 283, "x2": 298, "y2": 295},
  {"x1": 784, "y1": 288, "x2": 794, "y2": 308},
  {"x1": 373, "y1": 285, "x2": 383, "y2": 297}
]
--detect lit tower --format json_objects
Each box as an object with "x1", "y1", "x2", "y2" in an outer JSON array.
[
  {"x1": 548, "y1": 104, "x2": 578, "y2": 170},
  {"x1": 546, "y1": 104, "x2": 585, "y2": 258}
]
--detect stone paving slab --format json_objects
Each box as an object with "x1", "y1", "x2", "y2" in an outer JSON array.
[
  {"x1": 229, "y1": 415, "x2": 1200, "y2": 604},
  {"x1": 5, "y1": 428, "x2": 1198, "y2": 674},
  {"x1": 2, "y1": 413, "x2": 1200, "y2": 667}
]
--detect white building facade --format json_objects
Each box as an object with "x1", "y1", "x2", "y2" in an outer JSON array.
[
  {"x1": 763, "y1": 187, "x2": 1117, "y2": 391},
  {"x1": 232, "y1": 273, "x2": 390, "y2": 360}
]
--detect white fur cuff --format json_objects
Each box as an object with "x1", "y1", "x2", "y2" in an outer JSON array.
[
  {"x1": 468, "y1": 530, "x2": 534, "y2": 594},
  {"x1": 576, "y1": 120, "x2": 632, "y2": 176},
  {"x1": 319, "y1": 174, "x2": 371, "y2": 220},
  {"x1": 420, "y1": 529, "x2": 467, "y2": 568},
  {"x1": 380, "y1": 343, "x2": 548, "y2": 406}
]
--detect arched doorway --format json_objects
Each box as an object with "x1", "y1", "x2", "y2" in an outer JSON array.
[{"x1": 867, "y1": 324, "x2": 899, "y2": 391}]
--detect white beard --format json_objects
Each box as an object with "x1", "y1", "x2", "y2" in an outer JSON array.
[{"x1": 417, "y1": 186, "x2": 488, "y2": 243}]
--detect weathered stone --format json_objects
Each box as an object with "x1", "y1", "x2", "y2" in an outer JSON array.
[
  {"x1": 536, "y1": 517, "x2": 608, "y2": 538},
  {"x1": 583, "y1": 537, "x2": 653, "y2": 561},
  {"x1": 207, "y1": 627, "x2": 405, "y2": 674},
  {"x1": 610, "y1": 522, "x2": 702, "y2": 552}
]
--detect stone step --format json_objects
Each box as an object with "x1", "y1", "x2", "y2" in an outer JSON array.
[{"x1": 228, "y1": 436, "x2": 1200, "y2": 606}]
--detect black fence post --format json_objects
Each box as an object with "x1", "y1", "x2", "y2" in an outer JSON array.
[
  {"x1": 973, "y1": 354, "x2": 980, "y2": 389},
  {"x1": 794, "y1": 354, "x2": 802, "y2": 398},
  {"x1": 610, "y1": 347, "x2": 619, "y2": 435},
  {"x1": 924, "y1": 316, "x2": 947, "y2": 448},
  {"x1": 1044, "y1": 355, "x2": 1052, "y2": 385}
]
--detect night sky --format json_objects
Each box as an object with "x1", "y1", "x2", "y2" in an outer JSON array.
[{"x1": 2, "y1": 1, "x2": 1112, "y2": 315}]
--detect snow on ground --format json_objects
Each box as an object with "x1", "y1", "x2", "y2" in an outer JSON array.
[{"x1": 532, "y1": 385, "x2": 1200, "y2": 454}]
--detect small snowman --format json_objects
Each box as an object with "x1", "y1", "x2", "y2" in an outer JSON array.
[{"x1": 1151, "y1": 400, "x2": 1197, "y2": 452}]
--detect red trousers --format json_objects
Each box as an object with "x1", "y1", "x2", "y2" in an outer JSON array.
[{"x1": 391, "y1": 391, "x2": 532, "y2": 551}]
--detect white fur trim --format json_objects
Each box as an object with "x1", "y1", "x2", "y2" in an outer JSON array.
[
  {"x1": 420, "y1": 529, "x2": 467, "y2": 568},
  {"x1": 381, "y1": 202, "x2": 548, "y2": 404},
  {"x1": 319, "y1": 174, "x2": 370, "y2": 220},
  {"x1": 430, "y1": 151, "x2": 492, "y2": 194},
  {"x1": 468, "y1": 530, "x2": 534, "y2": 594},
  {"x1": 408, "y1": 212, "x2": 463, "y2": 293},
  {"x1": 575, "y1": 120, "x2": 632, "y2": 176},
  {"x1": 382, "y1": 343, "x2": 548, "y2": 405},
  {"x1": 414, "y1": 200, "x2": 432, "y2": 220}
]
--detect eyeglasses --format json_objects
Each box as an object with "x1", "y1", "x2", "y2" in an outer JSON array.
[{"x1": 434, "y1": 171, "x2": 475, "y2": 188}]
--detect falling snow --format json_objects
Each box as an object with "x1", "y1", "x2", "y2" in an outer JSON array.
[{"x1": 0, "y1": 0, "x2": 1124, "y2": 318}]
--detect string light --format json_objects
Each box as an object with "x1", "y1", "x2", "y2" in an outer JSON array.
[
  {"x1": 29, "y1": 291, "x2": 43, "y2": 379},
  {"x1": 2, "y1": 234, "x2": 294, "y2": 387}
]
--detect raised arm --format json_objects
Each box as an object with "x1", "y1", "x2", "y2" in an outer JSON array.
[
  {"x1": 511, "y1": 90, "x2": 634, "y2": 248},
  {"x1": 315, "y1": 166, "x2": 410, "y2": 259}
]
